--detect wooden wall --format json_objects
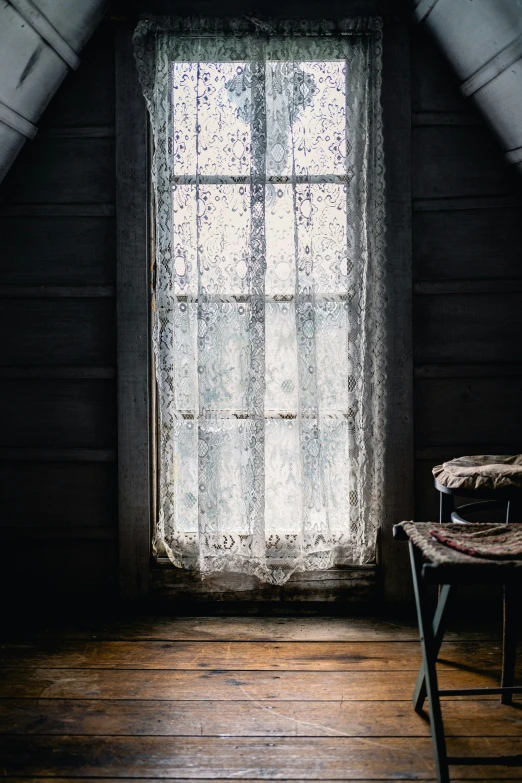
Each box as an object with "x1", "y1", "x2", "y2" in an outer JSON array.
[
  {"x1": 411, "y1": 27, "x2": 522, "y2": 522},
  {"x1": 0, "y1": 13, "x2": 521, "y2": 604},
  {"x1": 0, "y1": 23, "x2": 118, "y2": 602}
]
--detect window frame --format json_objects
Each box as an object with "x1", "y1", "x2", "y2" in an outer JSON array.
[{"x1": 116, "y1": 12, "x2": 413, "y2": 602}]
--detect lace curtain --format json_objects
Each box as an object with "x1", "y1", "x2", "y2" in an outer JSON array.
[{"x1": 134, "y1": 17, "x2": 386, "y2": 585}]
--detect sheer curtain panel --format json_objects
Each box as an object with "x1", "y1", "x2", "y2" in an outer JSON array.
[{"x1": 134, "y1": 17, "x2": 386, "y2": 585}]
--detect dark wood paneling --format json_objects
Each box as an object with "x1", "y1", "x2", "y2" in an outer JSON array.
[
  {"x1": 152, "y1": 565, "x2": 377, "y2": 603},
  {"x1": 0, "y1": 380, "x2": 116, "y2": 448},
  {"x1": 411, "y1": 28, "x2": 468, "y2": 113},
  {"x1": 0, "y1": 462, "x2": 116, "y2": 528},
  {"x1": 0, "y1": 138, "x2": 115, "y2": 204},
  {"x1": 414, "y1": 377, "x2": 522, "y2": 447},
  {"x1": 413, "y1": 206, "x2": 522, "y2": 280},
  {"x1": 40, "y1": 25, "x2": 115, "y2": 128},
  {"x1": 0, "y1": 217, "x2": 115, "y2": 285},
  {"x1": 414, "y1": 292, "x2": 522, "y2": 364},
  {"x1": 0, "y1": 541, "x2": 118, "y2": 599},
  {"x1": 0, "y1": 299, "x2": 115, "y2": 366},
  {"x1": 412, "y1": 126, "x2": 520, "y2": 199}
]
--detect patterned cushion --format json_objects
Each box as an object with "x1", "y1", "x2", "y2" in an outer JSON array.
[{"x1": 433, "y1": 454, "x2": 522, "y2": 492}]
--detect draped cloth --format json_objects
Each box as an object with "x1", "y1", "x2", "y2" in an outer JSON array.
[{"x1": 134, "y1": 17, "x2": 387, "y2": 584}]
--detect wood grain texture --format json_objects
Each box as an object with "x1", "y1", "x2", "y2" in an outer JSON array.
[
  {"x1": 0, "y1": 666, "x2": 511, "y2": 702},
  {"x1": 2, "y1": 734, "x2": 522, "y2": 779},
  {"x1": 152, "y1": 565, "x2": 377, "y2": 603},
  {"x1": 4, "y1": 615, "x2": 502, "y2": 642},
  {"x1": 413, "y1": 206, "x2": 522, "y2": 281},
  {"x1": 413, "y1": 293, "x2": 522, "y2": 364},
  {"x1": 0, "y1": 138, "x2": 115, "y2": 204},
  {"x1": 0, "y1": 379, "x2": 116, "y2": 448},
  {"x1": 0, "y1": 640, "x2": 509, "y2": 672},
  {"x1": 1, "y1": 698, "x2": 521, "y2": 737},
  {"x1": 0, "y1": 299, "x2": 115, "y2": 366},
  {"x1": 414, "y1": 377, "x2": 522, "y2": 447},
  {"x1": 412, "y1": 126, "x2": 520, "y2": 199}
]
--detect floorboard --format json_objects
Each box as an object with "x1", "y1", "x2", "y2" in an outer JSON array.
[{"x1": 0, "y1": 616, "x2": 520, "y2": 780}]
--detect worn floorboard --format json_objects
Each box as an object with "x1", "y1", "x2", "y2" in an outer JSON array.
[{"x1": 0, "y1": 616, "x2": 520, "y2": 780}]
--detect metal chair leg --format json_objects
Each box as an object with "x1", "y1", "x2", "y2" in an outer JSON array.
[
  {"x1": 409, "y1": 542, "x2": 450, "y2": 783},
  {"x1": 413, "y1": 583, "x2": 453, "y2": 712},
  {"x1": 440, "y1": 491, "x2": 454, "y2": 523},
  {"x1": 501, "y1": 581, "x2": 517, "y2": 705}
]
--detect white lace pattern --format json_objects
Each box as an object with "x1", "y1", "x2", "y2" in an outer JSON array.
[{"x1": 134, "y1": 17, "x2": 386, "y2": 585}]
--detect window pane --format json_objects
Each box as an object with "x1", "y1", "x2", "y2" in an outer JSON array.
[
  {"x1": 173, "y1": 62, "x2": 252, "y2": 176},
  {"x1": 266, "y1": 183, "x2": 350, "y2": 296},
  {"x1": 172, "y1": 183, "x2": 251, "y2": 296},
  {"x1": 266, "y1": 60, "x2": 347, "y2": 177}
]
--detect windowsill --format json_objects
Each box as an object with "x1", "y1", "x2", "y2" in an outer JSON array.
[{"x1": 151, "y1": 560, "x2": 378, "y2": 603}]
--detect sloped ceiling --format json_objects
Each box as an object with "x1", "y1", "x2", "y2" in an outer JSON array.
[
  {"x1": 415, "y1": 0, "x2": 522, "y2": 175},
  {"x1": 0, "y1": 0, "x2": 110, "y2": 183},
  {"x1": 1, "y1": 0, "x2": 522, "y2": 183}
]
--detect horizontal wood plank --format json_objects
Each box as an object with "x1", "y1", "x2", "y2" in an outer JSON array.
[
  {"x1": 0, "y1": 204, "x2": 116, "y2": 217},
  {"x1": 0, "y1": 138, "x2": 115, "y2": 204},
  {"x1": 0, "y1": 216, "x2": 115, "y2": 285},
  {"x1": 0, "y1": 541, "x2": 118, "y2": 599},
  {"x1": 40, "y1": 126, "x2": 115, "y2": 138},
  {"x1": 40, "y1": 24, "x2": 115, "y2": 128},
  {"x1": 1, "y1": 735, "x2": 522, "y2": 778},
  {"x1": 0, "y1": 380, "x2": 116, "y2": 448},
  {"x1": 0, "y1": 299, "x2": 115, "y2": 366},
  {"x1": 1, "y1": 698, "x2": 520, "y2": 737},
  {"x1": 414, "y1": 364, "x2": 522, "y2": 379},
  {"x1": 412, "y1": 126, "x2": 520, "y2": 200},
  {"x1": 0, "y1": 461, "x2": 116, "y2": 529},
  {"x1": 0, "y1": 640, "x2": 510, "y2": 672},
  {"x1": 411, "y1": 28, "x2": 468, "y2": 113},
  {"x1": 0, "y1": 286, "x2": 115, "y2": 297},
  {"x1": 413, "y1": 293, "x2": 522, "y2": 364},
  {"x1": 0, "y1": 448, "x2": 116, "y2": 462},
  {"x1": 9, "y1": 615, "x2": 499, "y2": 643},
  {"x1": 414, "y1": 377, "x2": 522, "y2": 447},
  {"x1": 0, "y1": 527, "x2": 117, "y2": 540},
  {"x1": 413, "y1": 206, "x2": 522, "y2": 280},
  {"x1": 414, "y1": 280, "x2": 522, "y2": 295},
  {"x1": 413, "y1": 196, "x2": 522, "y2": 212},
  {"x1": 0, "y1": 667, "x2": 512, "y2": 702},
  {"x1": 0, "y1": 366, "x2": 115, "y2": 379},
  {"x1": 152, "y1": 566, "x2": 377, "y2": 603}
]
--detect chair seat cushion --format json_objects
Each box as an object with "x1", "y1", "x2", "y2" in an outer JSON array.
[{"x1": 433, "y1": 454, "x2": 522, "y2": 492}]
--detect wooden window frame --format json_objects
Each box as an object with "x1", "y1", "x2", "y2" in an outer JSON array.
[{"x1": 116, "y1": 11, "x2": 413, "y2": 602}]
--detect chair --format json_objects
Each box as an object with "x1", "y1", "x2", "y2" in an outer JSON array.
[
  {"x1": 393, "y1": 521, "x2": 522, "y2": 783},
  {"x1": 433, "y1": 454, "x2": 522, "y2": 524}
]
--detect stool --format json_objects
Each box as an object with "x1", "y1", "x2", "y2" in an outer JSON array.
[
  {"x1": 393, "y1": 521, "x2": 522, "y2": 783},
  {"x1": 433, "y1": 455, "x2": 522, "y2": 524}
]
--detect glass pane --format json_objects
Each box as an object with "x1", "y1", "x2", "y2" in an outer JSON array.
[
  {"x1": 266, "y1": 183, "x2": 349, "y2": 296},
  {"x1": 173, "y1": 62, "x2": 252, "y2": 176},
  {"x1": 266, "y1": 60, "x2": 347, "y2": 177},
  {"x1": 172, "y1": 183, "x2": 251, "y2": 296}
]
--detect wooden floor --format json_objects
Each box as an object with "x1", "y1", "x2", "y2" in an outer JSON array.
[{"x1": 0, "y1": 614, "x2": 521, "y2": 781}]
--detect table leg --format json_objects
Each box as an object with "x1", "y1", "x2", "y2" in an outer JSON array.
[{"x1": 409, "y1": 541, "x2": 449, "y2": 783}]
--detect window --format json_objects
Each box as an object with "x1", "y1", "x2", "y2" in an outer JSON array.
[{"x1": 128, "y1": 16, "x2": 407, "y2": 592}]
